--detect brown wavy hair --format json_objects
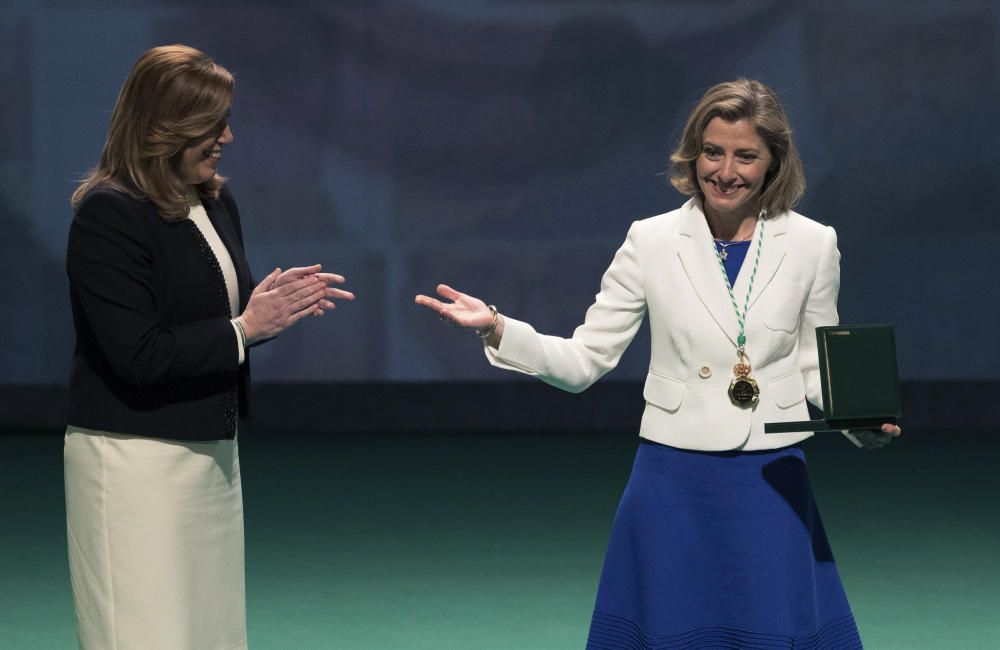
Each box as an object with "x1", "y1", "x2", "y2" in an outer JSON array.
[
  {"x1": 71, "y1": 44, "x2": 234, "y2": 221},
  {"x1": 668, "y1": 79, "x2": 805, "y2": 216}
]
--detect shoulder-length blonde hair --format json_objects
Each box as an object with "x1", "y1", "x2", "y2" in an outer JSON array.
[
  {"x1": 71, "y1": 44, "x2": 234, "y2": 221},
  {"x1": 668, "y1": 79, "x2": 805, "y2": 216}
]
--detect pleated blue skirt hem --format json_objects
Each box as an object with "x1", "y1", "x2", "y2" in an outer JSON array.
[
  {"x1": 588, "y1": 610, "x2": 861, "y2": 649},
  {"x1": 585, "y1": 440, "x2": 862, "y2": 650}
]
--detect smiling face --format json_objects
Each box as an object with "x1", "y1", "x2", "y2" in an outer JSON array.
[
  {"x1": 696, "y1": 117, "x2": 773, "y2": 222},
  {"x1": 177, "y1": 119, "x2": 233, "y2": 186}
]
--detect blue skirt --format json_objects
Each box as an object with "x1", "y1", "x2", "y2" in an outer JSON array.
[{"x1": 587, "y1": 440, "x2": 862, "y2": 649}]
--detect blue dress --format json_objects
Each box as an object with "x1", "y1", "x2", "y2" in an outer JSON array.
[{"x1": 585, "y1": 241, "x2": 862, "y2": 649}]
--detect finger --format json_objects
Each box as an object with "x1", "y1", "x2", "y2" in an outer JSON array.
[
  {"x1": 286, "y1": 304, "x2": 319, "y2": 326},
  {"x1": 256, "y1": 267, "x2": 281, "y2": 289},
  {"x1": 252, "y1": 267, "x2": 282, "y2": 296},
  {"x1": 429, "y1": 302, "x2": 457, "y2": 321},
  {"x1": 291, "y1": 282, "x2": 328, "y2": 304},
  {"x1": 288, "y1": 287, "x2": 328, "y2": 314},
  {"x1": 318, "y1": 299, "x2": 335, "y2": 310},
  {"x1": 415, "y1": 295, "x2": 447, "y2": 311},
  {"x1": 415, "y1": 294, "x2": 454, "y2": 320},
  {"x1": 276, "y1": 275, "x2": 323, "y2": 298},
  {"x1": 326, "y1": 288, "x2": 355, "y2": 300},
  {"x1": 440, "y1": 307, "x2": 477, "y2": 328},
  {"x1": 281, "y1": 264, "x2": 323, "y2": 282},
  {"x1": 313, "y1": 273, "x2": 346, "y2": 284},
  {"x1": 289, "y1": 299, "x2": 327, "y2": 323},
  {"x1": 435, "y1": 284, "x2": 463, "y2": 302},
  {"x1": 881, "y1": 423, "x2": 901, "y2": 436}
]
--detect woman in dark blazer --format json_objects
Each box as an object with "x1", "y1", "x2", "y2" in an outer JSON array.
[
  {"x1": 64, "y1": 44, "x2": 354, "y2": 649},
  {"x1": 417, "y1": 80, "x2": 900, "y2": 648}
]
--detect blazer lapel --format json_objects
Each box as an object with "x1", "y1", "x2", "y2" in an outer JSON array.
[
  {"x1": 676, "y1": 200, "x2": 741, "y2": 346},
  {"x1": 740, "y1": 211, "x2": 788, "y2": 312}
]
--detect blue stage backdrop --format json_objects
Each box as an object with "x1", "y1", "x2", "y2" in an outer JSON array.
[{"x1": 1, "y1": 1, "x2": 997, "y2": 385}]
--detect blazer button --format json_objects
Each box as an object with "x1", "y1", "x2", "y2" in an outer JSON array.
[{"x1": 699, "y1": 366, "x2": 712, "y2": 379}]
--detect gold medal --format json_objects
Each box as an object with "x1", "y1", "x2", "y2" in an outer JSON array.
[{"x1": 728, "y1": 349, "x2": 759, "y2": 406}]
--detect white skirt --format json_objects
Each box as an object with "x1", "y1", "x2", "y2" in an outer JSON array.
[{"x1": 64, "y1": 427, "x2": 247, "y2": 650}]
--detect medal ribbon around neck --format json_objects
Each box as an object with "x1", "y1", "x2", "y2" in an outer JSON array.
[
  {"x1": 713, "y1": 214, "x2": 764, "y2": 351},
  {"x1": 712, "y1": 210, "x2": 766, "y2": 405}
]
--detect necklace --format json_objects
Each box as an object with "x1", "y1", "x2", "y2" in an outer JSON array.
[
  {"x1": 711, "y1": 213, "x2": 765, "y2": 406},
  {"x1": 714, "y1": 238, "x2": 751, "y2": 261}
]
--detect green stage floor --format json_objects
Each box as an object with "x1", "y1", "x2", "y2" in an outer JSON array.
[{"x1": 2, "y1": 430, "x2": 997, "y2": 649}]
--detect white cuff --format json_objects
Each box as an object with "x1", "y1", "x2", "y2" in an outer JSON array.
[{"x1": 230, "y1": 319, "x2": 246, "y2": 365}]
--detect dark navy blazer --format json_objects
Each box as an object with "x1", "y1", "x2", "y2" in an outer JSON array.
[{"x1": 66, "y1": 184, "x2": 253, "y2": 440}]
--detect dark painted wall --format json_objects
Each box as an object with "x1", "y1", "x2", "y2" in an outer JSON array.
[{"x1": 2, "y1": 1, "x2": 996, "y2": 385}]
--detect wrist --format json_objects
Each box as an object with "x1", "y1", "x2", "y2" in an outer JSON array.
[
  {"x1": 475, "y1": 305, "x2": 499, "y2": 340},
  {"x1": 236, "y1": 315, "x2": 262, "y2": 346},
  {"x1": 231, "y1": 317, "x2": 248, "y2": 348},
  {"x1": 485, "y1": 315, "x2": 504, "y2": 348},
  {"x1": 476, "y1": 305, "x2": 504, "y2": 347}
]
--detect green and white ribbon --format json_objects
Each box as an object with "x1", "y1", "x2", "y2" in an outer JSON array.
[{"x1": 712, "y1": 216, "x2": 764, "y2": 351}]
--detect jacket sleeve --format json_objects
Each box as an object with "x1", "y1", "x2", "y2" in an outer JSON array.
[
  {"x1": 799, "y1": 224, "x2": 840, "y2": 408},
  {"x1": 485, "y1": 222, "x2": 647, "y2": 393},
  {"x1": 67, "y1": 192, "x2": 240, "y2": 386}
]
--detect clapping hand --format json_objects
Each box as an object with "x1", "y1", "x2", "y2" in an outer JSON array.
[
  {"x1": 272, "y1": 264, "x2": 354, "y2": 315},
  {"x1": 239, "y1": 264, "x2": 354, "y2": 344}
]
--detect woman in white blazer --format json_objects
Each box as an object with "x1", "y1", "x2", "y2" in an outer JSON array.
[{"x1": 417, "y1": 79, "x2": 899, "y2": 649}]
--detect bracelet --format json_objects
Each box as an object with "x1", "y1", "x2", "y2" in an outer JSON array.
[
  {"x1": 475, "y1": 304, "x2": 499, "y2": 340},
  {"x1": 232, "y1": 317, "x2": 248, "y2": 349}
]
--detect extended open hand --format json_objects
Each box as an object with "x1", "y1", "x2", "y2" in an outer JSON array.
[{"x1": 414, "y1": 284, "x2": 493, "y2": 330}]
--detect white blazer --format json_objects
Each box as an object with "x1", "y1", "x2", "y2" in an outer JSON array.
[{"x1": 485, "y1": 198, "x2": 842, "y2": 451}]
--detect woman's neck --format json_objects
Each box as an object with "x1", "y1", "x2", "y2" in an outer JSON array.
[{"x1": 704, "y1": 205, "x2": 759, "y2": 241}]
